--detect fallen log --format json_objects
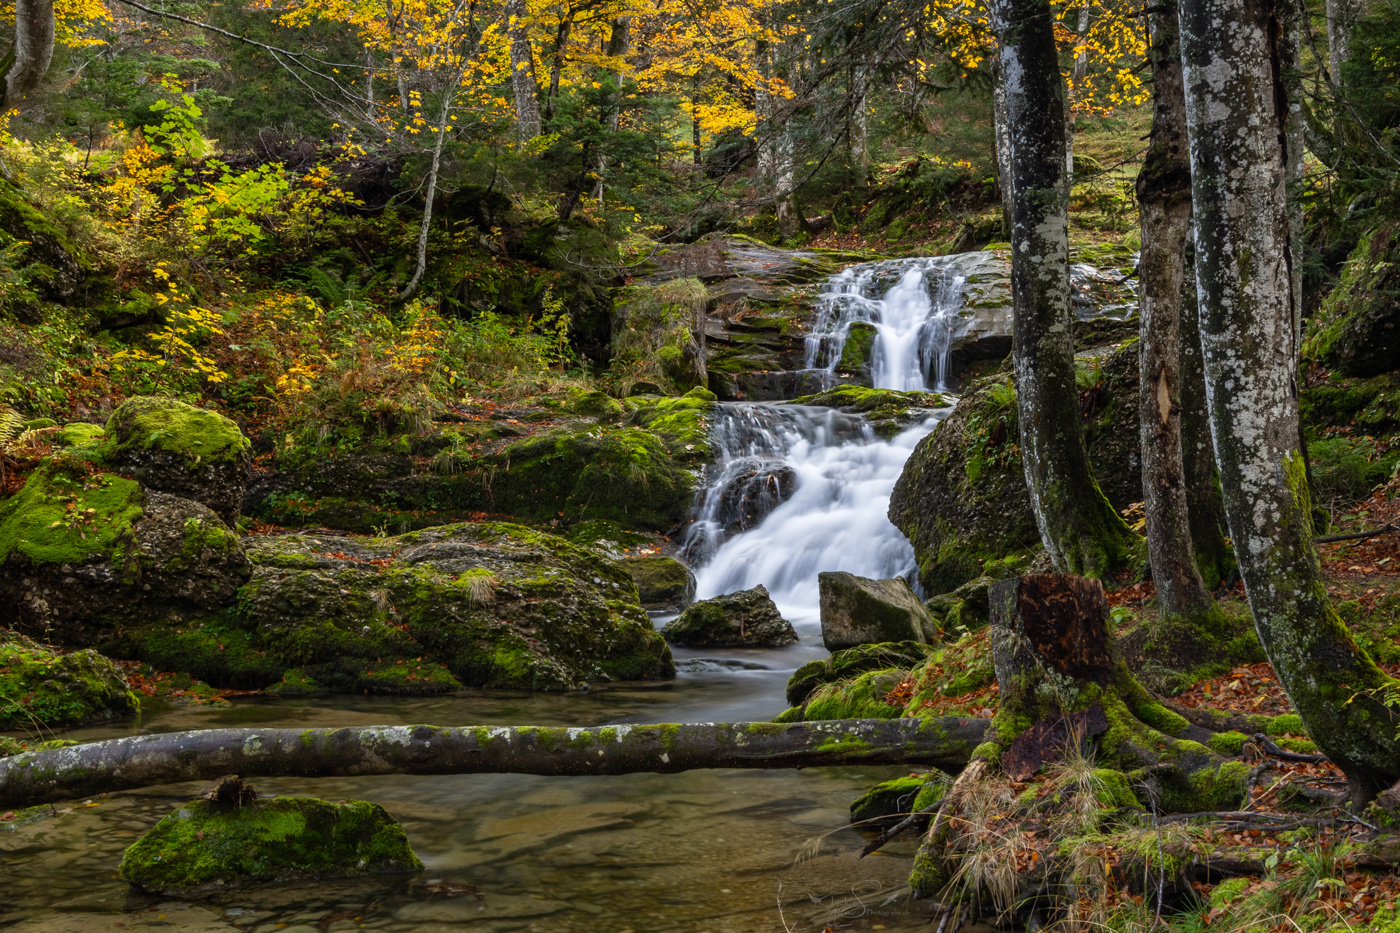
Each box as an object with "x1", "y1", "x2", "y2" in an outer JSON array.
[{"x1": 0, "y1": 717, "x2": 990, "y2": 809}]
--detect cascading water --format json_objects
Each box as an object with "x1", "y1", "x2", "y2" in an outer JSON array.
[
  {"x1": 803, "y1": 257, "x2": 970, "y2": 392},
  {"x1": 685, "y1": 258, "x2": 966, "y2": 630}
]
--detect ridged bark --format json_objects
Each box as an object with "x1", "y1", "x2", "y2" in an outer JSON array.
[
  {"x1": 1179, "y1": 0, "x2": 1400, "y2": 804},
  {"x1": 505, "y1": 0, "x2": 542, "y2": 141},
  {"x1": 1137, "y1": 1, "x2": 1217, "y2": 622},
  {"x1": 0, "y1": 719, "x2": 991, "y2": 809},
  {"x1": 992, "y1": 0, "x2": 1138, "y2": 578}
]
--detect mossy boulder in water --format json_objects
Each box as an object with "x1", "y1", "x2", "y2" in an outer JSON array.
[
  {"x1": 137, "y1": 521, "x2": 675, "y2": 693},
  {"x1": 119, "y1": 796, "x2": 423, "y2": 895},
  {"x1": 660, "y1": 584, "x2": 798, "y2": 648},
  {"x1": 818, "y1": 571, "x2": 939, "y2": 650},
  {"x1": 0, "y1": 629, "x2": 138, "y2": 729},
  {"x1": 623, "y1": 554, "x2": 696, "y2": 610},
  {"x1": 102, "y1": 396, "x2": 253, "y2": 524},
  {"x1": 850, "y1": 772, "x2": 950, "y2": 829},
  {"x1": 0, "y1": 461, "x2": 250, "y2": 641},
  {"x1": 786, "y1": 640, "x2": 936, "y2": 707}
]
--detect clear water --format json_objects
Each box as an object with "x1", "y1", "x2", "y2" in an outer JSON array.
[{"x1": 2, "y1": 658, "x2": 942, "y2": 932}]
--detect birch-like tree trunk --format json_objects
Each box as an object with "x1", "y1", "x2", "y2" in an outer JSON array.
[
  {"x1": 1066, "y1": 4, "x2": 1090, "y2": 177},
  {"x1": 505, "y1": 0, "x2": 542, "y2": 141},
  {"x1": 1136, "y1": 1, "x2": 1218, "y2": 623},
  {"x1": 398, "y1": 84, "x2": 455, "y2": 302},
  {"x1": 1327, "y1": 0, "x2": 1368, "y2": 82},
  {"x1": 851, "y1": 65, "x2": 870, "y2": 176},
  {"x1": 991, "y1": 56, "x2": 1014, "y2": 238},
  {"x1": 2, "y1": 0, "x2": 55, "y2": 108},
  {"x1": 1179, "y1": 0, "x2": 1400, "y2": 805},
  {"x1": 993, "y1": 0, "x2": 1139, "y2": 578}
]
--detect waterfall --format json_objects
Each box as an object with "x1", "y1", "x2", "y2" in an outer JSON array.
[{"x1": 803, "y1": 257, "x2": 969, "y2": 392}]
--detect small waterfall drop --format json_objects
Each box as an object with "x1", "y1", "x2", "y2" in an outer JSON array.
[{"x1": 804, "y1": 257, "x2": 969, "y2": 392}]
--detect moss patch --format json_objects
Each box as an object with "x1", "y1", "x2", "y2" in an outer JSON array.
[
  {"x1": 0, "y1": 630, "x2": 139, "y2": 729},
  {"x1": 119, "y1": 797, "x2": 423, "y2": 895},
  {"x1": 0, "y1": 461, "x2": 144, "y2": 568},
  {"x1": 103, "y1": 396, "x2": 250, "y2": 464}
]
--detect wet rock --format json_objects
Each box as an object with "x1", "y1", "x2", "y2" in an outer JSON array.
[
  {"x1": 102, "y1": 396, "x2": 253, "y2": 524},
  {"x1": 818, "y1": 572, "x2": 938, "y2": 651},
  {"x1": 850, "y1": 773, "x2": 949, "y2": 830},
  {"x1": 0, "y1": 462, "x2": 251, "y2": 642},
  {"x1": 119, "y1": 797, "x2": 422, "y2": 895},
  {"x1": 660, "y1": 584, "x2": 798, "y2": 648},
  {"x1": 610, "y1": 278, "x2": 709, "y2": 393},
  {"x1": 786, "y1": 640, "x2": 936, "y2": 707},
  {"x1": 0, "y1": 630, "x2": 138, "y2": 729},
  {"x1": 791, "y1": 385, "x2": 950, "y2": 439},
  {"x1": 623, "y1": 555, "x2": 696, "y2": 610}
]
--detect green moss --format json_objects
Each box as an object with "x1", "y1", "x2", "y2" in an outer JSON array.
[
  {"x1": 850, "y1": 774, "x2": 938, "y2": 824},
  {"x1": 787, "y1": 640, "x2": 935, "y2": 708},
  {"x1": 0, "y1": 632, "x2": 139, "y2": 729},
  {"x1": 265, "y1": 668, "x2": 324, "y2": 697},
  {"x1": 103, "y1": 396, "x2": 250, "y2": 463},
  {"x1": 357, "y1": 660, "x2": 462, "y2": 694},
  {"x1": 1207, "y1": 731, "x2": 1250, "y2": 756},
  {"x1": 116, "y1": 621, "x2": 285, "y2": 690},
  {"x1": 118, "y1": 797, "x2": 423, "y2": 894},
  {"x1": 0, "y1": 461, "x2": 144, "y2": 567},
  {"x1": 838, "y1": 322, "x2": 878, "y2": 373},
  {"x1": 55, "y1": 422, "x2": 106, "y2": 448},
  {"x1": 1090, "y1": 769, "x2": 1140, "y2": 809},
  {"x1": 1266, "y1": 713, "x2": 1306, "y2": 736},
  {"x1": 802, "y1": 669, "x2": 907, "y2": 721}
]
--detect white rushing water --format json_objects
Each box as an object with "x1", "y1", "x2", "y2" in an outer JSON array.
[
  {"x1": 687, "y1": 258, "x2": 968, "y2": 628},
  {"x1": 804, "y1": 256, "x2": 970, "y2": 392}
]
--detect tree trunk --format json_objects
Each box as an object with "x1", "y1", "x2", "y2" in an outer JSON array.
[
  {"x1": 851, "y1": 64, "x2": 870, "y2": 177},
  {"x1": 1136, "y1": 0, "x2": 1219, "y2": 624},
  {"x1": 1178, "y1": 0, "x2": 1400, "y2": 805},
  {"x1": 1326, "y1": 0, "x2": 1368, "y2": 83},
  {"x1": 1179, "y1": 254, "x2": 1232, "y2": 589},
  {"x1": 397, "y1": 85, "x2": 454, "y2": 302},
  {"x1": 544, "y1": 15, "x2": 573, "y2": 122},
  {"x1": 991, "y1": 56, "x2": 1014, "y2": 238},
  {"x1": 1, "y1": 0, "x2": 55, "y2": 109},
  {"x1": 1066, "y1": 4, "x2": 1090, "y2": 177},
  {"x1": 993, "y1": 0, "x2": 1139, "y2": 578},
  {"x1": 592, "y1": 18, "x2": 629, "y2": 202},
  {"x1": 0, "y1": 718, "x2": 990, "y2": 809},
  {"x1": 505, "y1": 0, "x2": 542, "y2": 141}
]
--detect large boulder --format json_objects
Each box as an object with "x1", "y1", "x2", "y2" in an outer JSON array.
[
  {"x1": 1306, "y1": 226, "x2": 1400, "y2": 378},
  {"x1": 0, "y1": 630, "x2": 138, "y2": 729},
  {"x1": 103, "y1": 396, "x2": 252, "y2": 524},
  {"x1": 119, "y1": 795, "x2": 422, "y2": 895},
  {"x1": 0, "y1": 461, "x2": 250, "y2": 643},
  {"x1": 623, "y1": 554, "x2": 696, "y2": 610},
  {"x1": 819, "y1": 572, "x2": 939, "y2": 650},
  {"x1": 119, "y1": 521, "x2": 675, "y2": 694},
  {"x1": 610, "y1": 278, "x2": 709, "y2": 393},
  {"x1": 890, "y1": 341, "x2": 1141, "y2": 596},
  {"x1": 660, "y1": 584, "x2": 798, "y2": 648}
]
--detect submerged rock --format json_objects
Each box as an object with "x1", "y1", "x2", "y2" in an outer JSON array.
[
  {"x1": 661, "y1": 584, "x2": 798, "y2": 648},
  {"x1": 0, "y1": 630, "x2": 138, "y2": 729},
  {"x1": 818, "y1": 572, "x2": 938, "y2": 650},
  {"x1": 623, "y1": 554, "x2": 696, "y2": 610},
  {"x1": 119, "y1": 796, "x2": 423, "y2": 895}
]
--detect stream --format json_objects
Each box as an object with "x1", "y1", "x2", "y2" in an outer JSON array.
[{"x1": 1, "y1": 258, "x2": 978, "y2": 933}]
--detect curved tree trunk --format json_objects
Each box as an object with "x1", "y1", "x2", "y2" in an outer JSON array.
[
  {"x1": 1179, "y1": 0, "x2": 1400, "y2": 805},
  {"x1": 992, "y1": 0, "x2": 1138, "y2": 578},
  {"x1": 0, "y1": 718, "x2": 990, "y2": 810},
  {"x1": 397, "y1": 84, "x2": 454, "y2": 302},
  {"x1": 2, "y1": 0, "x2": 55, "y2": 109},
  {"x1": 1136, "y1": 1, "x2": 1219, "y2": 626}
]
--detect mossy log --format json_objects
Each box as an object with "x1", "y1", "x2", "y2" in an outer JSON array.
[{"x1": 0, "y1": 717, "x2": 991, "y2": 809}]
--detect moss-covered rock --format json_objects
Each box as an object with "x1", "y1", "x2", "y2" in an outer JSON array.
[
  {"x1": 623, "y1": 554, "x2": 696, "y2": 610},
  {"x1": 119, "y1": 796, "x2": 423, "y2": 895},
  {"x1": 786, "y1": 640, "x2": 937, "y2": 707},
  {"x1": 1304, "y1": 226, "x2": 1400, "y2": 377},
  {"x1": 660, "y1": 584, "x2": 798, "y2": 648},
  {"x1": 802, "y1": 669, "x2": 908, "y2": 720},
  {"x1": 792, "y1": 385, "x2": 950, "y2": 438},
  {"x1": 102, "y1": 396, "x2": 252, "y2": 524},
  {"x1": 819, "y1": 571, "x2": 939, "y2": 650},
  {"x1": 220, "y1": 522, "x2": 674, "y2": 693},
  {"x1": 609, "y1": 278, "x2": 709, "y2": 393},
  {"x1": 890, "y1": 341, "x2": 1140, "y2": 596},
  {"x1": 850, "y1": 772, "x2": 949, "y2": 828},
  {"x1": 0, "y1": 462, "x2": 250, "y2": 642},
  {"x1": 0, "y1": 630, "x2": 138, "y2": 729}
]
